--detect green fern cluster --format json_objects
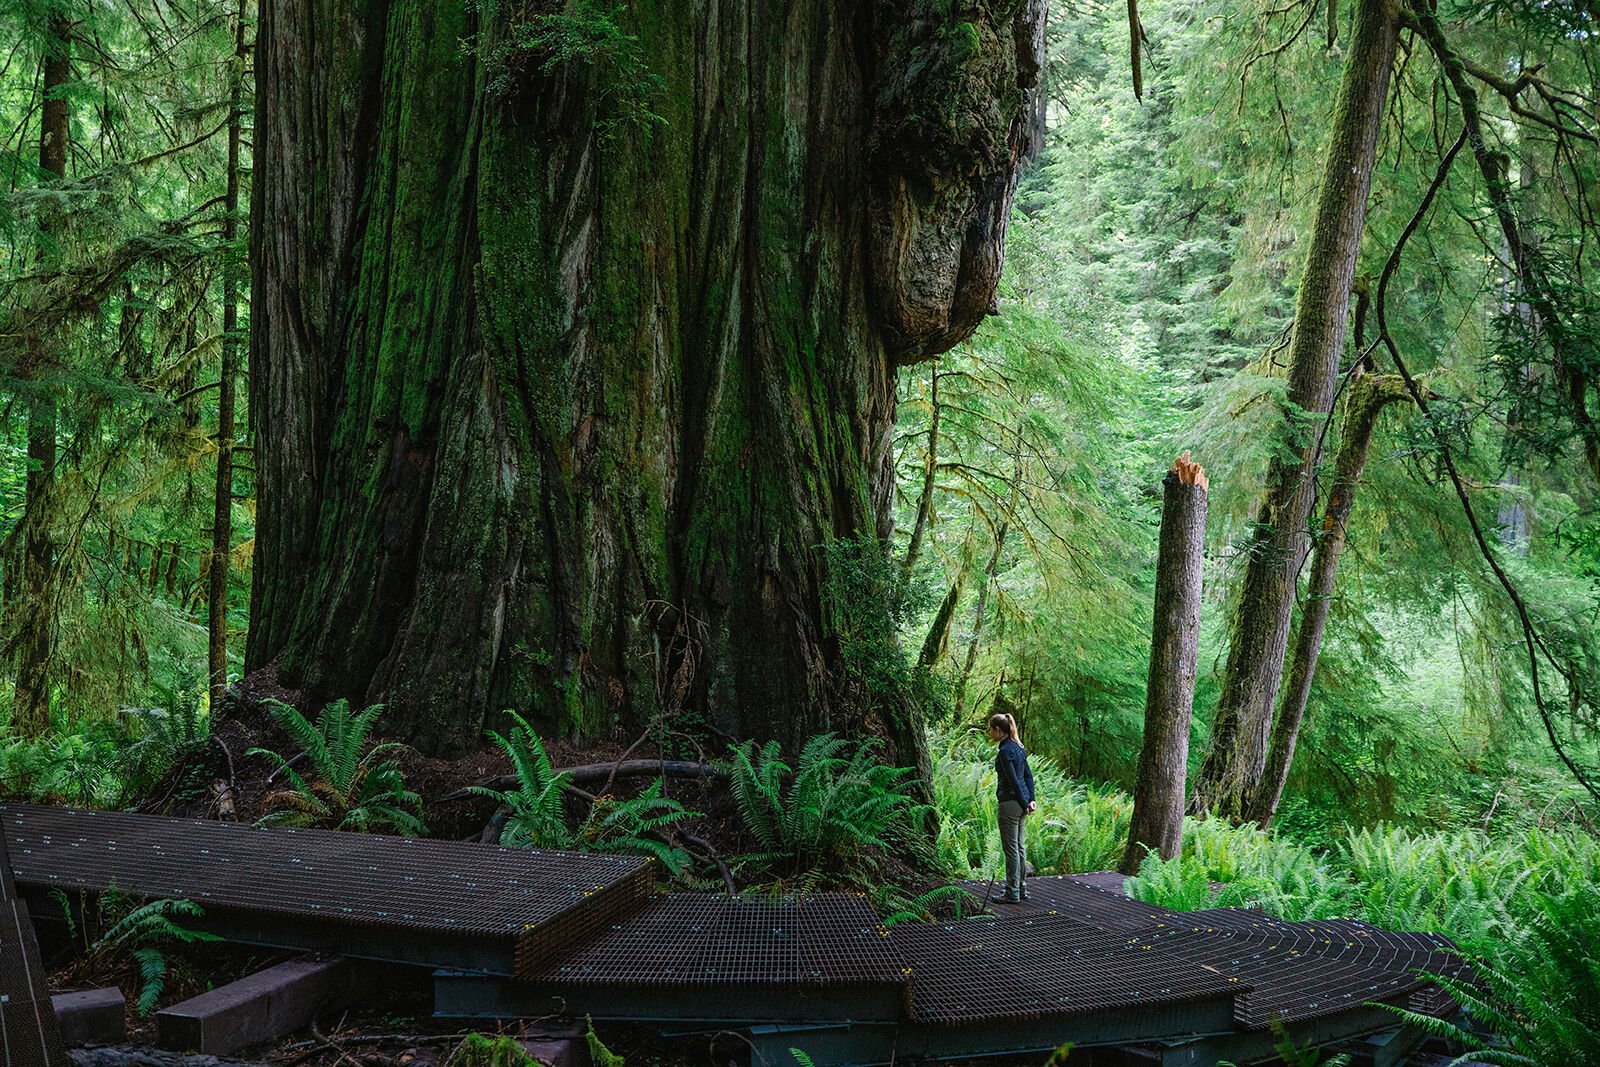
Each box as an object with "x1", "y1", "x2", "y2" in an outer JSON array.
[
  {"x1": 122, "y1": 670, "x2": 208, "y2": 768},
  {"x1": 726, "y1": 733, "x2": 928, "y2": 879},
  {"x1": 55, "y1": 888, "x2": 221, "y2": 1015},
  {"x1": 0, "y1": 671, "x2": 210, "y2": 808},
  {"x1": 1391, "y1": 884, "x2": 1600, "y2": 1066},
  {"x1": 248, "y1": 699, "x2": 424, "y2": 835},
  {"x1": 472, "y1": 711, "x2": 695, "y2": 875}
]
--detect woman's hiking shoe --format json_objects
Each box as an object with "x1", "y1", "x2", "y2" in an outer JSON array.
[{"x1": 1002, "y1": 890, "x2": 1022, "y2": 903}]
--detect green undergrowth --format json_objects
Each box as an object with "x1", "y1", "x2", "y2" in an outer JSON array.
[
  {"x1": 248, "y1": 699, "x2": 425, "y2": 835},
  {"x1": 932, "y1": 732, "x2": 1600, "y2": 1062},
  {"x1": 50, "y1": 887, "x2": 220, "y2": 1015},
  {"x1": 471, "y1": 710, "x2": 695, "y2": 874},
  {"x1": 931, "y1": 728, "x2": 1599, "y2": 955},
  {"x1": 0, "y1": 670, "x2": 211, "y2": 808},
  {"x1": 933, "y1": 730, "x2": 1131, "y2": 878}
]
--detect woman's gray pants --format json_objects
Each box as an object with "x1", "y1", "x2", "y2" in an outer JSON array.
[{"x1": 998, "y1": 800, "x2": 1026, "y2": 896}]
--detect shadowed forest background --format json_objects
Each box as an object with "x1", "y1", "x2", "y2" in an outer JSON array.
[{"x1": 3, "y1": 0, "x2": 1600, "y2": 1060}]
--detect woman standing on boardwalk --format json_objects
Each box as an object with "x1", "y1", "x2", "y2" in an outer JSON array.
[{"x1": 989, "y1": 712, "x2": 1037, "y2": 902}]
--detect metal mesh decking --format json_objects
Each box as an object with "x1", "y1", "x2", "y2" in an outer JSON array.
[
  {"x1": 1124, "y1": 914, "x2": 1468, "y2": 1028},
  {"x1": 958, "y1": 875, "x2": 1181, "y2": 931},
  {"x1": 525, "y1": 893, "x2": 902, "y2": 986},
  {"x1": 892, "y1": 912, "x2": 1244, "y2": 1024},
  {"x1": 0, "y1": 819, "x2": 68, "y2": 1067},
  {"x1": 3, "y1": 803, "x2": 653, "y2": 976}
]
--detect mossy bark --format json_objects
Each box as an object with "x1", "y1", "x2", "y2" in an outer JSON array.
[
  {"x1": 1190, "y1": 0, "x2": 1399, "y2": 821},
  {"x1": 9, "y1": 10, "x2": 71, "y2": 738},
  {"x1": 246, "y1": 0, "x2": 1044, "y2": 762},
  {"x1": 1247, "y1": 374, "x2": 1409, "y2": 827},
  {"x1": 1121, "y1": 468, "x2": 1206, "y2": 875}
]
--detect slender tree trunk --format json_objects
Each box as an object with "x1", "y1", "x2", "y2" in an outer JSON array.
[
  {"x1": 164, "y1": 544, "x2": 180, "y2": 599},
  {"x1": 147, "y1": 544, "x2": 164, "y2": 594},
  {"x1": 953, "y1": 513, "x2": 1010, "y2": 720},
  {"x1": 901, "y1": 367, "x2": 941, "y2": 582},
  {"x1": 1248, "y1": 375, "x2": 1408, "y2": 827},
  {"x1": 1190, "y1": 0, "x2": 1399, "y2": 820},
  {"x1": 10, "y1": 9, "x2": 71, "y2": 737},
  {"x1": 1122, "y1": 457, "x2": 1207, "y2": 874},
  {"x1": 208, "y1": 7, "x2": 249, "y2": 709},
  {"x1": 246, "y1": 1, "x2": 1045, "y2": 760},
  {"x1": 917, "y1": 578, "x2": 963, "y2": 670}
]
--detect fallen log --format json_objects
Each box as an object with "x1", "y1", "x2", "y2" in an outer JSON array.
[{"x1": 443, "y1": 760, "x2": 726, "y2": 803}]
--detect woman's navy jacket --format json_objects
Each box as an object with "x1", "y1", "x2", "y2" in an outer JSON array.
[{"x1": 995, "y1": 737, "x2": 1036, "y2": 805}]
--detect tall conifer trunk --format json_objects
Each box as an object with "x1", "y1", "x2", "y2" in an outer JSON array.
[
  {"x1": 10, "y1": 9, "x2": 71, "y2": 737},
  {"x1": 1247, "y1": 374, "x2": 1409, "y2": 827},
  {"x1": 1121, "y1": 457, "x2": 1207, "y2": 875},
  {"x1": 246, "y1": 2, "x2": 1044, "y2": 760},
  {"x1": 208, "y1": 7, "x2": 249, "y2": 709},
  {"x1": 1190, "y1": 0, "x2": 1399, "y2": 820}
]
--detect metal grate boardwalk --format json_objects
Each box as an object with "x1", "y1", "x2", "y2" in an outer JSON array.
[
  {"x1": 1124, "y1": 912, "x2": 1468, "y2": 1029},
  {"x1": 4, "y1": 804, "x2": 1468, "y2": 1064},
  {"x1": 891, "y1": 911, "x2": 1244, "y2": 1024},
  {"x1": 2, "y1": 802, "x2": 654, "y2": 976},
  {"x1": 524, "y1": 893, "x2": 902, "y2": 986}
]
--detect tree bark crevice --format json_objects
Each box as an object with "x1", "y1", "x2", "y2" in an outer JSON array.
[{"x1": 245, "y1": 1, "x2": 1046, "y2": 763}]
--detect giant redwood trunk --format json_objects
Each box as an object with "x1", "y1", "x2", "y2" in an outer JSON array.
[
  {"x1": 246, "y1": 1, "x2": 1046, "y2": 760},
  {"x1": 1190, "y1": 0, "x2": 1399, "y2": 820}
]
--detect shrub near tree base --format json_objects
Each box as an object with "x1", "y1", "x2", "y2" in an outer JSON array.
[
  {"x1": 471, "y1": 710, "x2": 695, "y2": 875},
  {"x1": 724, "y1": 733, "x2": 931, "y2": 884},
  {"x1": 247, "y1": 699, "x2": 424, "y2": 835}
]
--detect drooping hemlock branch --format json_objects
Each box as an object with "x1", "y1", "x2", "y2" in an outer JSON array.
[{"x1": 1367, "y1": 85, "x2": 1600, "y2": 803}]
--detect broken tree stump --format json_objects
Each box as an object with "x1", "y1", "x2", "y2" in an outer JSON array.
[{"x1": 1121, "y1": 453, "x2": 1208, "y2": 875}]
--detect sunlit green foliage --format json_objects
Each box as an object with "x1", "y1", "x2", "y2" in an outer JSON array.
[{"x1": 725, "y1": 733, "x2": 930, "y2": 882}]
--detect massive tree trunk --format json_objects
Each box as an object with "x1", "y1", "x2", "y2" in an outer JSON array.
[
  {"x1": 246, "y1": 1, "x2": 1045, "y2": 762},
  {"x1": 9, "y1": 9, "x2": 71, "y2": 737},
  {"x1": 1247, "y1": 374, "x2": 1408, "y2": 827},
  {"x1": 1190, "y1": 0, "x2": 1399, "y2": 820},
  {"x1": 1121, "y1": 456, "x2": 1207, "y2": 875}
]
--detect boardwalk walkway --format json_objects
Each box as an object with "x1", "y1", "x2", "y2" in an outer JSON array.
[{"x1": 5, "y1": 803, "x2": 1463, "y2": 1066}]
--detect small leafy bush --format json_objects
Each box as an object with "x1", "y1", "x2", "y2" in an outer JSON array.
[
  {"x1": 472, "y1": 711, "x2": 695, "y2": 874},
  {"x1": 726, "y1": 733, "x2": 929, "y2": 879},
  {"x1": 248, "y1": 699, "x2": 424, "y2": 835}
]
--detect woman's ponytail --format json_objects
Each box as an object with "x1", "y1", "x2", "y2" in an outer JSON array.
[{"x1": 988, "y1": 712, "x2": 1020, "y2": 744}]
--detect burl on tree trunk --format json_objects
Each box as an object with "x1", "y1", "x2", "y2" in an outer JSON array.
[
  {"x1": 1121, "y1": 454, "x2": 1207, "y2": 875},
  {"x1": 245, "y1": 2, "x2": 1046, "y2": 762}
]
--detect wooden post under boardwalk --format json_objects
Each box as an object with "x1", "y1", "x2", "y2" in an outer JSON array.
[{"x1": 1121, "y1": 454, "x2": 1208, "y2": 875}]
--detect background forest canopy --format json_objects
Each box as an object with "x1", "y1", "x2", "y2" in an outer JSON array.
[{"x1": 1, "y1": 0, "x2": 1598, "y2": 851}]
